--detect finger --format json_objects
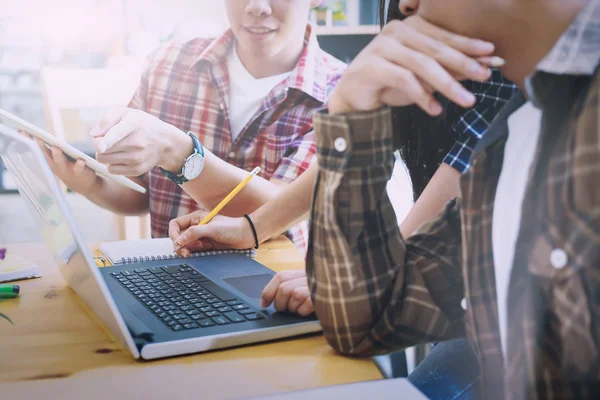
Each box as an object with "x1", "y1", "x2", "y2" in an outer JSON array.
[
  {"x1": 175, "y1": 247, "x2": 191, "y2": 258},
  {"x1": 168, "y1": 219, "x2": 184, "y2": 243},
  {"x1": 287, "y1": 285, "x2": 310, "y2": 314},
  {"x1": 260, "y1": 277, "x2": 279, "y2": 308},
  {"x1": 17, "y1": 129, "x2": 33, "y2": 140},
  {"x1": 92, "y1": 136, "x2": 103, "y2": 152},
  {"x1": 96, "y1": 115, "x2": 137, "y2": 154},
  {"x1": 380, "y1": 87, "x2": 441, "y2": 116},
  {"x1": 260, "y1": 270, "x2": 306, "y2": 308},
  {"x1": 73, "y1": 159, "x2": 87, "y2": 175},
  {"x1": 384, "y1": 22, "x2": 491, "y2": 83},
  {"x1": 169, "y1": 211, "x2": 208, "y2": 243},
  {"x1": 39, "y1": 141, "x2": 55, "y2": 167},
  {"x1": 95, "y1": 131, "x2": 142, "y2": 155},
  {"x1": 176, "y1": 224, "x2": 217, "y2": 247},
  {"x1": 273, "y1": 277, "x2": 307, "y2": 312},
  {"x1": 50, "y1": 146, "x2": 71, "y2": 174},
  {"x1": 35, "y1": 138, "x2": 52, "y2": 158},
  {"x1": 385, "y1": 44, "x2": 476, "y2": 108},
  {"x1": 376, "y1": 64, "x2": 442, "y2": 115},
  {"x1": 476, "y1": 56, "x2": 506, "y2": 68},
  {"x1": 296, "y1": 297, "x2": 315, "y2": 316},
  {"x1": 89, "y1": 107, "x2": 128, "y2": 138},
  {"x1": 402, "y1": 17, "x2": 495, "y2": 57}
]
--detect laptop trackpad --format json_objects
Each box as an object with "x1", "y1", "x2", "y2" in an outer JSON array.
[{"x1": 223, "y1": 274, "x2": 273, "y2": 299}]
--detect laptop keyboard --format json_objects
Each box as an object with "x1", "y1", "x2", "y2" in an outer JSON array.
[{"x1": 109, "y1": 264, "x2": 264, "y2": 331}]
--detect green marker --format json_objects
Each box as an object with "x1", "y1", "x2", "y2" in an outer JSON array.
[{"x1": 0, "y1": 284, "x2": 20, "y2": 298}]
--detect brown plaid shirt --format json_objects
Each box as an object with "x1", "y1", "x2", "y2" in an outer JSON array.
[{"x1": 306, "y1": 15, "x2": 600, "y2": 399}]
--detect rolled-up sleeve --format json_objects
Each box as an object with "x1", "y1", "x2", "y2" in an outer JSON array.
[{"x1": 307, "y1": 107, "x2": 467, "y2": 357}]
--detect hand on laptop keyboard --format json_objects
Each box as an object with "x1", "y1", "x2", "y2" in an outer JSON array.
[{"x1": 260, "y1": 270, "x2": 314, "y2": 316}]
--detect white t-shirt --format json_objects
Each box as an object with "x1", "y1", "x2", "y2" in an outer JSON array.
[
  {"x1": 226, "y1": 45, "x2": 292, "y2": 141},
  {"x1": 492, "y1": 101, "x2": 542, "y2": 360}
]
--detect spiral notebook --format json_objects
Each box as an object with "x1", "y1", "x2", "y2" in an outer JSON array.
[{"x1": 99, "y1": 238, "x2": 256, "y2": 266}]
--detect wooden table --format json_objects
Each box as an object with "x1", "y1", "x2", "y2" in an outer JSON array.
[{"x1": 0, "y1": 237, "x2": 382, "y2": 399}]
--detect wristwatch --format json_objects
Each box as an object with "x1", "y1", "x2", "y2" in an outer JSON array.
[{"x1": 160, "y1": 132, "x2": 205, "y2": 184}]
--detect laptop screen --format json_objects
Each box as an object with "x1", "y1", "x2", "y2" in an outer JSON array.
[{"x1": 0, "y1": 125, "x2": 138, "y2": 358}]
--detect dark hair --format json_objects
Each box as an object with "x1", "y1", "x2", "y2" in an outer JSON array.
[
  {"x1": 378, "y1": 0, "x2": 461, "y2": 200},
  {"x1": 380, "y1": 0, "x2": 404, "y2": 26}
]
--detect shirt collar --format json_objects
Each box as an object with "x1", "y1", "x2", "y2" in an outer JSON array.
[
  {"x1": 536, "y1": 0, "x2": 600, "y2": 76},
  {"x1": 193, "y1": 29, "x2": 236, "y2": 67},
  {"x1": 192, "y1": 23, "x2": 330, "y2": 104},
  {"x1": 527, "y1": 1, "x2": 600, "y2": 105}
]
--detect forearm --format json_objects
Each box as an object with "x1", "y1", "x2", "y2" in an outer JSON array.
[
  {"x1": 182, "y1": 150, "x2": 281, "y2": 216},
  {"x1": 84, "y1": 176, "x2": 149, "y2": 215},
  {"x1": 307, "y1": 108, "x2": 465, "y2": 357},
  {"x1": 250, "y1": 162, "x2": 317, "y2": 243},
  {"x1": 400, "y1": 163, "x2": 461, "y2": 237},
  {"x1": 159, "y1": 127, "x2": 281, "y2": 217}
]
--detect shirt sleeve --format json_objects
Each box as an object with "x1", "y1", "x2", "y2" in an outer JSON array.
[
  {"x1": 442, "y1": 132, "x2": 479, "y2": 173},
  {"x1": 128, "y1": 54, "x2": 153, "y2": 112},
  {"x1": 128, "y1": 42, "x2": 179, "y2": 112},
  {"x1": 271, "y1": 69, "x2": 345, "y2": 183},
  {"x1": 443, "y1": 69, "x2": 518, "y2": 173},
  {"x1": 306, "y1": 107, "x2": 466, "y2": 357}
]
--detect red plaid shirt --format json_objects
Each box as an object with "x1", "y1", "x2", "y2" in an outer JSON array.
[{"x1": 129, "y1": 25, "x2": 346, "y2": 252}]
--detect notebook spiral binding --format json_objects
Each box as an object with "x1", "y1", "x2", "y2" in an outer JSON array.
[{"x1": 118, "y1": 248, "x2": 256, "y2": 265}]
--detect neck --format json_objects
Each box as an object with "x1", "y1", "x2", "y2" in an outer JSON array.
[
  {"x1": 235, "y1": 33, "x2": 305, "y2": 79},
  {"x1": 495, "y1": 0, "x2": 589, "y2": 91}
]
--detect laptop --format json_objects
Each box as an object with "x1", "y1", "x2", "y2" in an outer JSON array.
[{"x1": 0, "y1": 123, "x2": 320, "y2": 360}]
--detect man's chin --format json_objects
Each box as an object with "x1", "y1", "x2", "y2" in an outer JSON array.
[{"x1": 243, "y1": 44, "x2": 276, "y2": 60}]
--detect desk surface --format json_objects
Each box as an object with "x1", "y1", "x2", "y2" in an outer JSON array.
[{"x1": 0, "y1": 237, "x2": 382, "y2": 399}]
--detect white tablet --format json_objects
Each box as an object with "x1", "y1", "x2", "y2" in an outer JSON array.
[{"x1": 0, "y1": 108, "x2": 147, "y2": 194}]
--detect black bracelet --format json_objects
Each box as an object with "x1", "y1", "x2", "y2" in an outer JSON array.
[{"x1": 243, "y1": 214, "x2": 259, "y2": 249}]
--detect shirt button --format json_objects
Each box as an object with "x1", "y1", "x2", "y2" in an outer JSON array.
[
  {"x1": 550, "y1": 248, "x2": 568, "y2": 269},
  {"x1": 334, "y1": 137, "x2": 347, "y2": 152},
  {"x1": 461, "y1": 298, "x2": 468, "y2": 311},
  {"x1": 228, "y1": 151, "x2": 236, "y2": 158}
]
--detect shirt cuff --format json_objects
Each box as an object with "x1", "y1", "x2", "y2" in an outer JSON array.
[
  {"x1": 442, "y1": 133, "x2": 479, "y2": 174},
  {"x1": 313, "y1": 107, "x2": 394, "y2": 171}
]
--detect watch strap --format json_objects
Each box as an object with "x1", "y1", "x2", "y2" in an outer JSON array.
[
  {"x1": 190, "y1": 132, "x2": 204, "y2": 157},
  {"x1": 159, "y1": 132, "x2": 204, "y2": 184}
]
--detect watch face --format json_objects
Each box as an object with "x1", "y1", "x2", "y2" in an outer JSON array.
[{"x1": 183, "y1": 153, "x2": 205, "y2": 181}]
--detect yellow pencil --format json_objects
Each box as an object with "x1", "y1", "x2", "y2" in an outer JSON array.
[{"x1": 198, "y1": 166, "x2": 261, "y2": 226}]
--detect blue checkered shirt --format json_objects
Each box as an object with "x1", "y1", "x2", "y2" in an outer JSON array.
[{"x1": 443, "y1": 69, "x2": 518, "y2": 173}]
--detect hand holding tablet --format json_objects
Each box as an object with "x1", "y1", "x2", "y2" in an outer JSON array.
[{"x1": 0, "y1": 108, "x2": 147, "y2": 194}]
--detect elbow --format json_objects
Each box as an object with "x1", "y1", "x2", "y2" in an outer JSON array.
[
  {"x1": 321, "y1": 331, "x2": 383, "y2": 358},
  {"x1": 322, "y1": 330, "x2": 414, "y2": 358},
  {"x1": 325, "y1": 337, "x2": 375, "y2": 358},
  {"x1": 317, "y1": 315, "x2": 380, "y2": 358},
  {"x1": 316, "y1": 307, "x2": 417, "y2": 358},
  {"x1": 313, "y1": 301, "x2": 382, "y2": 357}
]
